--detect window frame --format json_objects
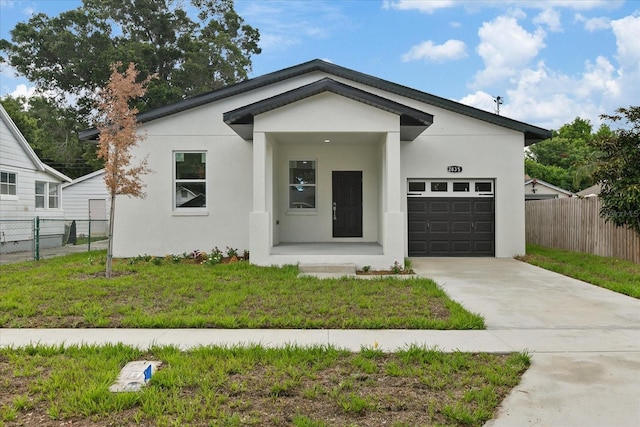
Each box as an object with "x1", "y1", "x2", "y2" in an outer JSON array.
[
  {"x1": 0, "y1": 171, "x2": 18, "y2": 198},
  {"x1": 173, "y1": 151, "x2": 208, "y2": 214},
  {"x1": 288, "y1": 159, "x2": 317, "y2": 211},
  {"x1": 35, "y1": 181, "x2": 61, "y2": 209}
]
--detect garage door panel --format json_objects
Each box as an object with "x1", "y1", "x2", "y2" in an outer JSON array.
[
  {"x1": 429, "y1": 201, "x2": 450, "y2": 214},
  {"x1": 451, "y1": 201, "x2": 472, "y2": 214},
  {"x1": 474, "y1": 221, "x2": 494, "y2": 233},
  {"x1": 408, "y1": 197, "x2": 494, "y2": 257},
  {"x1": 429, "y1": 221, "x2": 449, "y2": 233},
  {"x1": 452, "y1": 222, "x2": 471, "y2": 233}
]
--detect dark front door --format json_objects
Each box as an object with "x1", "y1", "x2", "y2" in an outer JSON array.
[{"x1": 332, "y1": 171, "x2": 363, "y2": 237}]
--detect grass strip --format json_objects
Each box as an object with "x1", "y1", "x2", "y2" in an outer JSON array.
[
  {"x1": 518, "y1": 244, "x2": 640, "y2": 298},
  {"x1": 0, "y1": 251, "x2": 484, "y2": 329},
  {"x1": 0, "y1": 343, "x2": 529, "y2": 427}
]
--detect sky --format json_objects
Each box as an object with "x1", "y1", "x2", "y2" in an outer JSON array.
[{"x1": 0, "y1": 0, "x2": 639, "y2": 131}]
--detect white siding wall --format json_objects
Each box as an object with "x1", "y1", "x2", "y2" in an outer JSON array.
[
  {"x1": 1, "y1": 110, "x2": 66, "y2": 247},
  {"x1": 62, "y1": 171, "x2": 110, "y2": 236}
]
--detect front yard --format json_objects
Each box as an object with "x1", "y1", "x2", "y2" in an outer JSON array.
[
  {"x1": 0, "y1": 343, "x2": 529, "y2": 427},
  {"x1": 0, "y1": 251, "x2": 484, "y2": 329},
  {"x1": 0, "y1": 252, "x2": 528, "y2": 426}
]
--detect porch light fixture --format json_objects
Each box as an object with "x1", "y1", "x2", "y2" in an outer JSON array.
[{"x1": 324, "y1": 139, "x2": 331, "y2": 143}]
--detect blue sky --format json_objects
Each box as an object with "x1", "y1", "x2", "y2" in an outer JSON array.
[{"x1": 1, "y1": 0, "x2": 639, "y2": 130}]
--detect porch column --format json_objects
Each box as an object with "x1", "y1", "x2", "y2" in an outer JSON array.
[
  {"x1": 383, "y1": 131, "x2": 405, "y2": 262},
  {"x1": 249, "y1": 132, "x2": 271, "y2": 265}
]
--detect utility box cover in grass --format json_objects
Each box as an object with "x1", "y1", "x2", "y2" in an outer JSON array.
[{"x1": 109, "y1": 360, "x2": 162, "y2": 392}]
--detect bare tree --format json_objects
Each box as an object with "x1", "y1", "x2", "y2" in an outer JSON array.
[{"x1": 96, "y1": 62, "x2": 154, "y2": 278}]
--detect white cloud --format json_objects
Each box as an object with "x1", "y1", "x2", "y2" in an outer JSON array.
[
  {"x1": 401, "y1": 39, "x2": 467, "y2": 62},
  {"x1": 382, "y1": 0, "x2": 456, "y2": 14},
  {"x1": 574, "y1": 14, "x2": 611, "y2": 31},
  {"x1": 238, "y1": 1, "x2": 349, "y2": 53},
  {"x1": 383, "y1": 0, "x2": 623, "y2": 13},
  {"x1": 533, "y1": 8, "x2": 563, "y2": 32},
  {"x1": 471, "y1": 15, "x2": 546, "y2": 87},
  {"x1": 611, "y1": 14, "x2": 640, "y2": 69},
  {"x1": 8, "y1": 84, "x2": 36, "y2": 99},
  {"x1": 458, "y1": 90, "x2": 498, "y2": 113}
]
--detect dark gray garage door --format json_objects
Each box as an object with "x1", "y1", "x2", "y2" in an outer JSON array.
[{"x1": 408, "y1": 197, "x2": 494, "y2": 256}]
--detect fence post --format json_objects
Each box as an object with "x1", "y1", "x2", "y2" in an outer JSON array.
[
  {"x1": 34, "y1": 216, "x2": 40, "y2": 261},
  {"x1": 88, "y1": 219, "x2": 91, "y2": 252}
]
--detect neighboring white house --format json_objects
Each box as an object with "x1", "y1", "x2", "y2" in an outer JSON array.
[
  {"x1": 80, "y1": 60, "x2": 551, "y2": 268},
  {"x1": 524, "y1": 178, "x2": 575, "y2": 201},
  {"x1": 61, "y1": 169, "x2": 110, "y2": 237},
  {"x1": 0, "y1": 103, "x2": 72, "y2": 253}
]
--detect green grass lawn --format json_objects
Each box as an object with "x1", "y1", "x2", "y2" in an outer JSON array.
[
  {"x1": 518, "y1": 244, "x2": 640, "y2": 298},
  {"x1": 0, "y1": 251, "x2": 484, "y2": 329},
  {"x1": 0, "y1": 343, "x2": 530, "y2": 427}
]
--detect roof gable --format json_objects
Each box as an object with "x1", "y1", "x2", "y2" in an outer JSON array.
[
  {"x1": 525, "y1": 178, "x2": 575, "y2": 196},
  {"x1": 0, "y1": 104, "x2": 71, "y2": 182},
  {"x1": 223, "y1": 78, "x2": 434, "y2": 141},
  {"x1": 80, "y1": 59, "x2": 551, "y2": 145}
]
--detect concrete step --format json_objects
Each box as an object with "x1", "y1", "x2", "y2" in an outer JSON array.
[{"x1": 298, "y1": 263, "x2": 357, "y2": 277}]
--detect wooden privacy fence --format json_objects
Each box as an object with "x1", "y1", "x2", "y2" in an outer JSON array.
[{"x1": 525, "y1": 197, "x2": 640, "y2": 263}]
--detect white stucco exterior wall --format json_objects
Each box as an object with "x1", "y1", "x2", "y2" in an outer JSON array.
[{"x1": 107, "y1": 68, "x2": 535, "y2": 261}]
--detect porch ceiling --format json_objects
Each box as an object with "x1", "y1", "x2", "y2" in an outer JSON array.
[{"x1": 223, "y1": 78, "x2": 433, "y2": 141}]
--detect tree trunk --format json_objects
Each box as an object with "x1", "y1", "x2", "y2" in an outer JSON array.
[{"x1": 106, "y1": 194, "x2": 116, "y2": 279}]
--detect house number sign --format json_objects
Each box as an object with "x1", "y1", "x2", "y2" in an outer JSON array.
[{"x1": 447, "y1": 165, "x2": 463, "y2": 173}]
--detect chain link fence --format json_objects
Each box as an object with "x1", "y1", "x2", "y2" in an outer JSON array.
[{"x1": 0, "y1": 217, "x2": 108, "y2": 264}]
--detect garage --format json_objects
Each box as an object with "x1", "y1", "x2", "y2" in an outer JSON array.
[{"x1": 408, "y1": 180, "x2": 495, "y2": 256}]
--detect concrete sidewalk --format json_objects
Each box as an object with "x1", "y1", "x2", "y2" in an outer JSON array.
[{"x1": 1, "y1": 258, "x2": 639, "y2": 426}]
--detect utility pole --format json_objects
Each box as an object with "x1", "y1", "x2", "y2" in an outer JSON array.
[{"x1": 494, "y1": 96, "x2": 503, "y2": 115}]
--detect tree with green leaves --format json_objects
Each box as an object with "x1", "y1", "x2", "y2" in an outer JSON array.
[
  {"x1": 0, "y1": 0, "x2": 261, "y2": 114},
  {"x1": 97, "y1": 62, "x2": 154, "y2": 278},
  {"x1": 525, "y1": 117, "x2": 605, "y2": 192},
  {"x1": 587, "y1": 106, "x2": 640, "y2": 234}
]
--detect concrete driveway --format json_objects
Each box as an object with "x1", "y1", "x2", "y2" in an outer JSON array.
[{"x1": 412, "y1": 258, "x2": 640, "y2": 427}]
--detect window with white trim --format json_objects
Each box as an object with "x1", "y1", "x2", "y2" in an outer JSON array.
[
  {"x1": 35, "y1": 181, "x2": 60, "y2": 208},
  {"x1": 1, "y1": 171, "x2": 17, "y2": 196},
  {"x1": 289, "y1": 160, "x2": 316, "y2": 209},
  {"x1": 174, "y1": 152, "x2": 206, "y2": 209}
]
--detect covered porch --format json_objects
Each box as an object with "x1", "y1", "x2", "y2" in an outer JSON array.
[{"x1": 223, "y1": 77, "x2": 433, "y2": 269}]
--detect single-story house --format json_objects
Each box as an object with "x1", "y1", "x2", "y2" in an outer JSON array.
[
  {"x1": 524, "y1": 177, "x2": 575, "y2": 201},
  {"x1": 0, "y1": 103, "x2": 72, "y2": 253},
  {"x1": 80, "y1": 59, "x2": 551, "y2": 268},
  {"x1": 61, "y1": 169, "x2": 110, "y2": 237}
]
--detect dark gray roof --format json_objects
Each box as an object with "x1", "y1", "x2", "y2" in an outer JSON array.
[
  {"x1": 223, "y1": 77, "x2": 434, "y2": 141},
  {"x1": 80, "y1": 59, "x2": 551, "y2": 144}
]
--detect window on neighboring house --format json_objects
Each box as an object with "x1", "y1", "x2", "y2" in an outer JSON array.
[
  {"x1": 1, "y1": 171, "x2": 17, "y2": 196},
  {"x1": 49, "y1": 183, "x2": 59, "y2": 208},
  {"x1": 35, "y1": 181, "x2": 46, "y2": 208},
  {"x1": 289, "y1": 160, "x2": 316, "y2": 209},
  {"x1": 35, "y1": 181, "x2": 60, "y2": 208},
  {"x1": 175, "y1": 152, "x2": 206, "y2": 209}
]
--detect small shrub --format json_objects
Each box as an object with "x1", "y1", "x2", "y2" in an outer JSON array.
[
  {"x1": 206, "y1": 247, "x2": 224, "y2": 265},
  {"x1": 362, "y1": 265, "x2": 371, "y2": 272},
  {"x1": 391, "y1": 260, "x2": 402, "y2": 274}
]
